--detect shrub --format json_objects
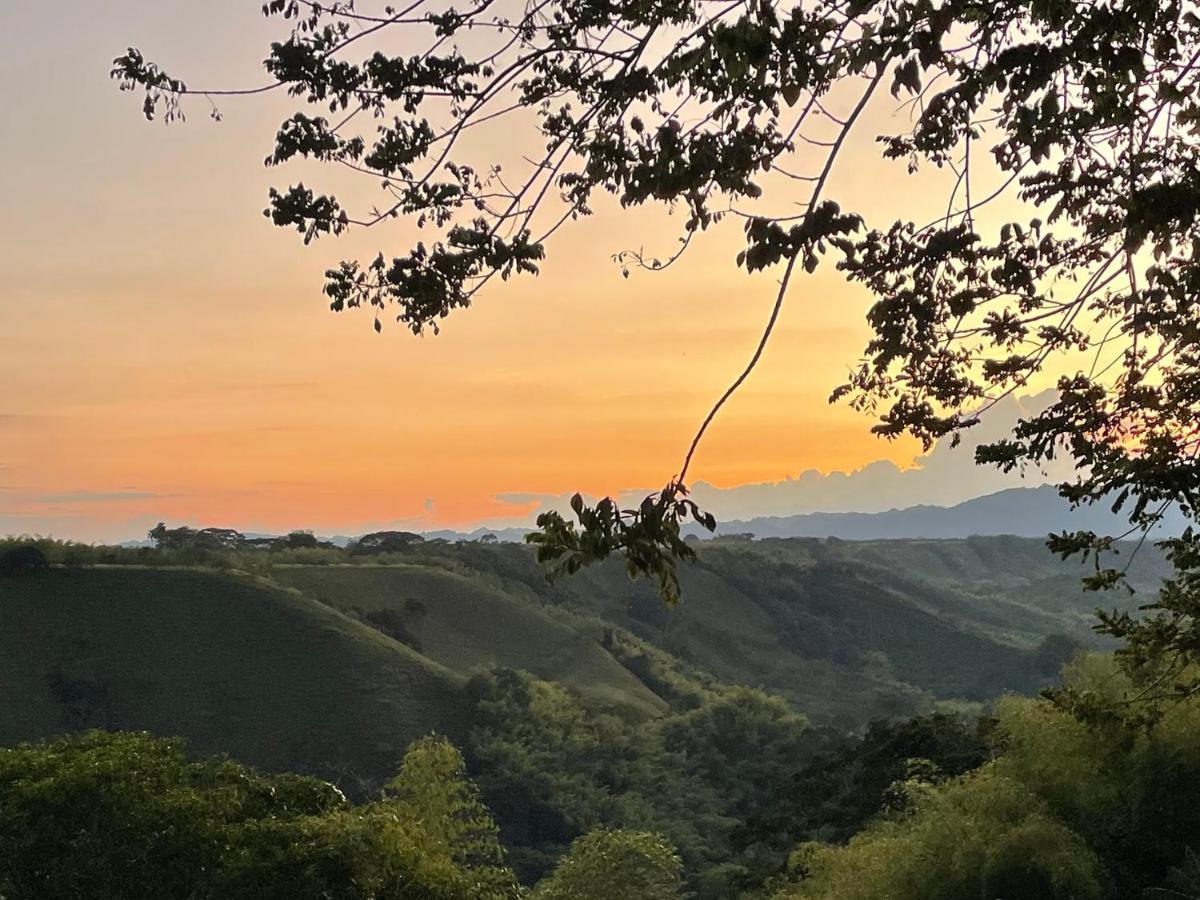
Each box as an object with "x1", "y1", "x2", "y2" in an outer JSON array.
[{"x1": 0, "y1": 544, "x2": 50, "y2": 575}]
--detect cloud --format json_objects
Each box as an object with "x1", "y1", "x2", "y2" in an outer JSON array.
[
  {"x1": 32, "y1": 490, "x2": 163, "y2": 504},
  {"x1": 479, "y1": 390, "x2": 1071, "y2": 527},
  {"x1": 494, "y1": 493, "x2": 548, "y2": 506}
]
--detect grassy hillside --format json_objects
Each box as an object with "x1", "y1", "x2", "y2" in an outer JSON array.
[
  {"x1": 270, "y1": 563, "x2": 668, "y2": 718},
  {"x1": 252, "y1": 535, "x2": 1159, "y2": 727},
  {"x1": 0, "y1": 535, "x2": 1158, "y2": 754},
  {"x1": 345, "y1": 535, "x2": 1154, "y2": 726},
  {"x1": 557, "y1": 538, "x2": 1155, "y2": 724},
  {"x1": 0, "y1": 568, "x2": 469, "y2": 790}
]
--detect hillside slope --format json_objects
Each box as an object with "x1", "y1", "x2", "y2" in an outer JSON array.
[
  {"x1": 0, "y1": 535, "x2": 1162, "y2": 757},
  {"x1": 271, "y1": 563, "x2": 668, "y2": 718},
  {"x1": 350, "y1": 536, "x2": 1158, "y2": 726},
  {"x1": 0, "y1": 568, "x2": 469, "y2": 789}
]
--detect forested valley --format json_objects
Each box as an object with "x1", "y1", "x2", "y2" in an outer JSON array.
[{"x1": 2, "y1": 533, "x2": 1195, "y2": 898}]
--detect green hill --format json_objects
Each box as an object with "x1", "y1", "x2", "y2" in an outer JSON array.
[
  {"x1": 564, "y1": 538, "x2": 1159, "y2": 724},
  {"x1": 0, "y1": 568, "x2": 469, "y2": 789},
  {"x1": 0, "y1": 535, "x2": 1159, "y2": 769},
  {"x1": 270, "y1": 563, "x2": 668, "y2": 719},
  {"x1": 343, "y1": 535, "x2": 1157, "y2": 726}
]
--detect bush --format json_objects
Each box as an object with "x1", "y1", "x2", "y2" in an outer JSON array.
[
  {"x1": 0, "y1": 731, "x2": 520, "y2": 900},
  {"x1": 532, "y1": 830, "x2": 684, "y2": 900},
  {"x1": 0, "y1": 544, "x2": 50, "y2": 575}
]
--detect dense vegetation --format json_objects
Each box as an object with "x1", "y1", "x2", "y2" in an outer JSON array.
[
  {"x1": 3, "y1": 656, "x2": 1200, "y2": 898},
  {"x1": 775, "y1": 657, "x2": 1200, "y2": 900},
  {"x1": 3, "y1": 533, "x2": 1193, "y2": 895},
  {"x1": 0, "y1": 730, "x2": 519, "y2": 899}
]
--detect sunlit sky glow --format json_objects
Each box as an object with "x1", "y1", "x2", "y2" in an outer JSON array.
[{"x1": 0, "y1": 2, "x2": 1059, "y2": 542}]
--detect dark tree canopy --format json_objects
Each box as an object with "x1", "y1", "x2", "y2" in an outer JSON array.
[
  {"x1": 0, "y1": 731, "x2": 521, "y2": 900},
  {"x1": 115, "y1": 0, "x2": 1200, "y2": 696},
  {"x1": 149, "y1": 522, "x2": 246, "y2": 552},
  {"x1": 349, "y1": 529, "x2": 427, "y2": 554},
  {"x1": 0, "y1": 544, "x2": 50, "y2": 575}
]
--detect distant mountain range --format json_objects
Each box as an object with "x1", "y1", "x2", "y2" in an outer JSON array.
[
  {"x1": 681, "y1": 484, "x2": 1187, "y2": 541},
  {"x1": 435, "y1": 484, "x2": 1185, "y2": 543}
]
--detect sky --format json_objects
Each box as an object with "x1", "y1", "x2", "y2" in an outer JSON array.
[{"x1": 0, "y1": 2, "x2": 1058, "y2": 542}]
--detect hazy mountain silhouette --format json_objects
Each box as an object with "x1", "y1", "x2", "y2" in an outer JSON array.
[{"x1": 691, "y1": 485, "x2": 1187, "y2": 541}]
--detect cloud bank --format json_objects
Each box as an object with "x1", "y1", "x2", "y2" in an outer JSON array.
[{"x1": 483, "y1": 390, "x2": 1072, "y2": 527}]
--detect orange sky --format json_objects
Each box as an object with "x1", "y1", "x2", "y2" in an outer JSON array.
[{"x1": 0, "y1": 2, "x2": 1055, "y2": 541}]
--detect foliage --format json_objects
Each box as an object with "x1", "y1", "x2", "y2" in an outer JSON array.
[
  {"x1": 0, "y1": 544, "x2": 49, "y2": 575},
  {"x1": 349, "y1": 530, "x2": 427, "y2": 555},
  {"x1": 658, "y1": 686, "x2": 812, "y2": 820},
  {"x1": 529, "y1": 489, "x2": 716, "y2": 605},
  {"x1": 6, "y1": 540, "x2": 1196, "y2": 893},
  {"x1": 738, "y1": 713, "x2": 992, "y2": 857},
  {"x1": 463, "y1": 668, "x2": 727, "y2": 885},
  {"x1": 775, "y1": 654, "x2": 1200, "y2": 900},
  {"x1": 149, "y1": 522, "x2": 244, "y2": 552},
  {"x1": 463, "y1": 667, "x2": 829, "y2": 896},
  {"x1": 383, "y1": 736, "x2": 523, "y2": 899},
  {"x1": 531, "y1": 829, "x2": 685, "y2": 900},
  {"x1": 1064, "y1": 529, "x2": 1200, "y2": 717},
  {"x1": 0, "y1": 731, "x2": 519, "y2": 900},
  {"x1": 782, "y1": 770, "x2": 1106, "y2": 900},
  {"x1": 111, "y1": 0, "x2": 1200, "y2": 636}
]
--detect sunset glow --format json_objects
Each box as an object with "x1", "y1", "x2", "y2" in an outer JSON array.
[{"x1": 2, "y1": 1, "x2": 1060, "y2": 542}]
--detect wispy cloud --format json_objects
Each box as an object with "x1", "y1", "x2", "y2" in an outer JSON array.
[
  {"x1": 494, "y1": 493, "x2": 547, "y2": 506},
  {"x1": 33, "y1": 490, "x2": 163, "y2": 504}
]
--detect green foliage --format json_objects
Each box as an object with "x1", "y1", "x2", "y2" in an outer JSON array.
[
  {"x1": 529, "y1": 488, "x2": 715, "y2": 606},
  {"x1": 739, "y1": 713, "x2": 992, "y2": 856},
  {"x1": 659, "y1": 687, "x2": 811, "y2": 820},
  {"x1": 463, "y1": 668, "x2": 729, "y2": 886},
  {"x1": 0, "y1": 731, "x2": 519, "y2": 900},
  {"x1": 777, "y1": 655, "x2": 1200, "y2": 900},
  {"x1": 532, "y1": 830, "x2": 684, "y2": 900},
  {"x1": 6, "y1": 543, "x2": 1195, "y2": 895},
  {"x1": 992, "y1": 655, "x2": 1200, "y2": 893},
  {"x1": 1081, "y1": 529, "x2": 1200, "y2": 711},
  {"x1": 782, "y1": 771, "x2": 1105, "y2": 900},
  {"x1": 464, "y1": 668, "x2": 828, "y2": 896},
  {"x1": 383, "y1": 736, "x2": 521, "y2": 899}
]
